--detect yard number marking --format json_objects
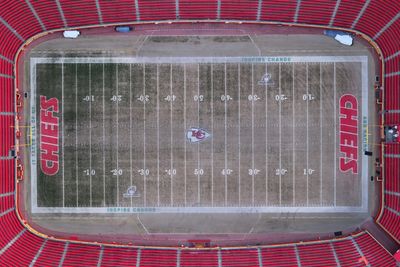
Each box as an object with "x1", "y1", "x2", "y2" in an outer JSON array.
[
  {"x1": 84, "y1": 169, "x2": 96, "y2": 176},
  {"x1": 275, "y1": 94, "x2": 287, "y2": 101},
  {"x1": 221, "y1": 168, "x2": 233, "y2": 175},
  {"x1": 138, "y1": 169, "x2": 149, "y2": 176},
  {"x1": 83, "y1": 95, "x2": 94, "y2": 102},
  {"x1": 111, "y1": 168, "x2": 123, "y2": 175},
  {"x1": 275, "y1": 168, "x2": 287, "y2": 175},
  {"x1": 137, "y1": 94, "x2": 149, "y2": 102}
]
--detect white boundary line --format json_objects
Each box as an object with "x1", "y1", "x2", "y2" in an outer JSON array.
[
  {"x1": 183, "y1": 64, "x2": 187, "y2": 206},
  {"x1": 129, "y1": 64, "x2": 133, "y2": 208},
  {"x1": 278, "y1": 63, "x2": 282, "y2": 205},
  {"x1": 251, "y1": 63, "x2": 255, "y2": 205},
  {"x1": 75, "y1": 63, "x2": 79, "y2": 207},
  {"x1": 197, "y1": 64, "x2": 201, "y2": 204},
  {"x1": 265, "y1": 63, "x2": 268, "y2": 206},
  {"x1": 143, "y1": 63, "x2": 146, "y2": 206},
  {"x1": 30, "y1": 59, "x2": 37, "y2": 210},
  {"x1": 170, "y1": 64, "x2": 174, "y2": 206},
  {"x1": 306, "y1": 63, "x2": 309, "y2": 206},
  {"x1": 156, "y1": 64, "x2": 160, "y2": 206},
  {"x1": 102, "y1": 62, "x2": 106, "y2": 206},
  {"x1": 62, "y1": 62, "x2": 65, "y2": 207},
  {"x1": 292, "y1": 63, "x2": 295, "y2": 205},
  {"x1": 333, "y1": 63, "x2": 337, "y2": 206},
  {"x1": 32, "y1": 56, "x2": 368, "y2": 64},
  {"x1": 116, "y1": 64, "x2": 119, "y2": 206},
  {"x1": 33, "y1": 205, "x2": 369, "y2": 214},
  {"x1": 30, "y1": 57, "x2": 369, "y2": 213},
  {"x1": 319, "y1": 63, "x2": 323, "y2": 205},
  {"x1": 224, "y1": 63, "x2": 228, "y2": 206},
  {"x1": 211, "y1": 64, "x2": 214, "y2": 206},
  {"x1": 238, "y1": 64, "x2": 241, "y2": 206},
  {"x1": 89, "y1": 64, "x2": 92, "y2": 207}
]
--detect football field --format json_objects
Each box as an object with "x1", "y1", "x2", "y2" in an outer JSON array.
[{"x1": 30, "y1": 56, "x2": 369, "y2": 214}]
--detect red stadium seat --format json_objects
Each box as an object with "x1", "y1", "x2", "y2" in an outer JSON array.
[{"x1": 0, "y1": 0, "x2": 399, "y2": 265}]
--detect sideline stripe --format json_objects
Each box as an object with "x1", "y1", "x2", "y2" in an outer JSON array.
[
  {"x1": 25, "y1": 0, "x2": 46, "y2": 31},
  {"x1": 0, "y1": 229, "x2": 26, "y2": 256},
  {"x1": 374, "y1": 13, "x2": 400, "y2": 40},
  {"x1": 62, "y1": 62, "x2": 65, "y2": 207},
  {"x1": 0, "y1": 16, "x2": 24, "y2": 41},
  {"x1": 351, "y1": 0, "x2": 370, "y2": 29},
  {"x1": 329, "y1": 0, "x2": 341, "y2": 27},
  {"x1": 55, "y1": 0, "x2": 68, "y2": 28}
]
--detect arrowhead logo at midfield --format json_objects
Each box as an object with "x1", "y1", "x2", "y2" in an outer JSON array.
[{"x1": 186, "y1": 127, "x2": 211, "y2": 143}]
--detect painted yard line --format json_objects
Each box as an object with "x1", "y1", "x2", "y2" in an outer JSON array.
[
  {"x1": 183, "y1": 64, "x2": 187, "y2": 206},
  {"x1": 89, "y1": 63, "x2": 92, "y2": 207},
  {"x1": 116, "y1": 64, "x2": 119, "y2": 206},
  {"x1": 197, "y1": 63, "x2": 201, "y2": 204},
  {"x1": 265, "y1": 63, "x2": 268, "y2": 206},
  {"x1": 143, "y1": 63, "x2": 146, "y2": 206},
  {"x1": 238, "y1": 64, "x2": 241, "y2": 206},
  {"x1": 279, "y1": 63, "x2": 282, "y2": 205},
  {"x1": 251, "y1": 63, "x2": 255, "y2": 205},
  {"x1": 102, "y1": 62, "x2": 106, "y2": 206},
  {"x1": 170, "y1": 64, "x2": 174, "y2": 206},
  {"x1": 292, "y1": 63, "x2": 295, "y2": 205},
  {"x1": 62, "y1": 62, "x2": 65, "y2": 207},
  {"x1": 333, "y1": 62, "x2": 337, "y2": 206},
  {"x1": 306, "y1": 63, "x2": 309, "y2": 206},
  {"x1": 75, "y1": 63, "x2": 79, "y2": 207},
  {"x1": 157, "y1": 64, "x2": 160, "y2": 206},
  {"x1": 224, "y1": 63, "x2": 228, "y2": 206},
  {"x1": 320, "y1": 62, "x2": 323, "y2": 205},
  {"x1": 130, "y1": 64, "x2": 133, "y2": 208},
  {"x1": 211, "y1": 64, "x2": 214, "y2": 206}
]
